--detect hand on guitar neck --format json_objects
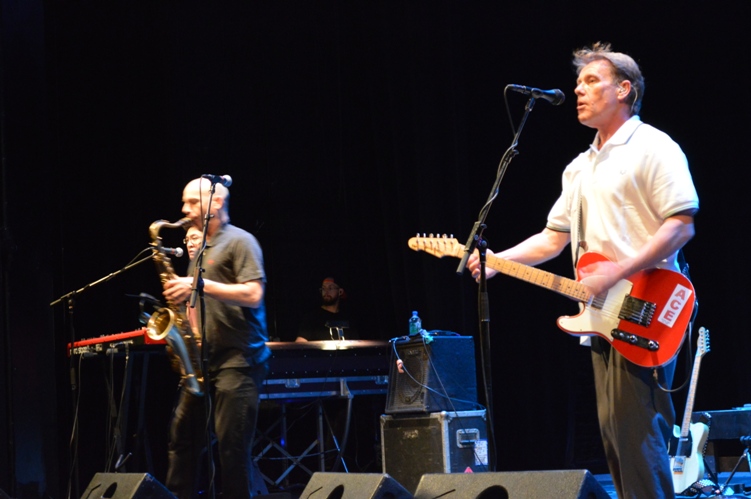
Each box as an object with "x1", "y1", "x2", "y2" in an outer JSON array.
[
  {"x1": 469, "y1": 240, "x2": 623, "y2": 298},
  {"x1": 466, "y1": 228, "x2": 569, "y2": 283}
]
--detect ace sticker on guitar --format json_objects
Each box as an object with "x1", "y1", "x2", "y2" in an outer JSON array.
[{"x1": 657, "y1": 284, "x2": 693, "y2": 328}]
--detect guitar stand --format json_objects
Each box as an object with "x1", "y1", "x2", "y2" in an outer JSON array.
[
  {"x1": 704, "y1": 454, "x2": 720, "y2": 492},
  {"x1": 713, "y1": 436, "x2": 751, "y2": 497}
]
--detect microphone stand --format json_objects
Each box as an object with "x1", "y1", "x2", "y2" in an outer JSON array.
[
  {"x1": 455, "y1": 96, "x2": 539, "y2": 473},
  {"x1": 50, "y1": 253, "x2": 155, "y2": 308},
  {"x1": 189, "y1": 181, "x2": 217, "y2": 499},
  {"x1": 50, "y1": 249, "x2": 158, "y2": 499}
]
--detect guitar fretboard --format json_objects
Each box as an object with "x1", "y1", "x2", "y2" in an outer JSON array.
[
  {"x1": 680, "y1": 329, "x2": 708, "y2": 438},
  {"x1": 408, "y1": 236, "x2": 594, "y2": 305},
  {"x1": 486, "y1": 255, "x2": 592, "y2": 304}
]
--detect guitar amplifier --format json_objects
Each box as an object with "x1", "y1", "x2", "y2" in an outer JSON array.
[
  {"x1": 381, "y1": 410, "x2": 489, "y2": 493},
  {"x1": 385, "y1": 334, "x2": 478, "y2": 414}
]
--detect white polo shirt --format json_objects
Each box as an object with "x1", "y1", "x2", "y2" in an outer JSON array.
[{"x1": 546, "y1": 116, "x2": 699, "y2": 273}]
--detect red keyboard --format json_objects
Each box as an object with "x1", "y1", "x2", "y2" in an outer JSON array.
[{"x1": 68, "y1": 328, "x2": 166, "y2": 356}]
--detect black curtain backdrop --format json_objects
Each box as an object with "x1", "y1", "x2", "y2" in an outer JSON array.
[{"x1": 1, "y1": 1, "x2": 750, "y2": 497}]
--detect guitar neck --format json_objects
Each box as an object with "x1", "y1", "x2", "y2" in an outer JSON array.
[
  {"x1": 485, "y1": 254, "x2": 592, "y2": 304},
  {"x1": 408, "y1": 236, "x2": 592, "y2": 304},
  {"x1": 680, "y1": 356, "x2": 703, "y2": 437}
]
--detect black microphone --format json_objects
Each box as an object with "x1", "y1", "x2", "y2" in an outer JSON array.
[
  {"x1": 201, "y1": 174, "x2": 233, "y2": 187},
  {"x1": 507, "y1": 84, "x2": 565, "y2": 106},
  {"x1": 162, "y1": 247, "x2": 184, "y2": 258}
]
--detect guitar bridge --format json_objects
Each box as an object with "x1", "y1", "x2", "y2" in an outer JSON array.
[
  {"x1": 619, "y1": 296, "x2": 656, "y2": 327},
  {"x1": 611, "y1": 329, "x2": 660, "y2": 351}
]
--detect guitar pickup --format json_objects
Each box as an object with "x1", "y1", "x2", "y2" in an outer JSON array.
[
  {"x1": 610, "y1": 329, "x2": 660, "y2": 351},
  {"x1": 619, "y1": 296, "x2": 656, "y2": 327}
]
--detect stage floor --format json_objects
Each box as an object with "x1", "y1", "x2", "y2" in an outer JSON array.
[
  {"x1": 264, "y1": 471, "x2": 751, "y2": 498},
  {"x1": 595, "y1": 472, "x2": 751, "y2": 499}
]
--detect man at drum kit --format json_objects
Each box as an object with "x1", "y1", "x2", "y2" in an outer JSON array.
[
  {"x1": 161, "y1": 177, "x2": 271, "y2": 499},
  {"x1": 468, "y1": 43, "x2": 699, "y2": 498}
]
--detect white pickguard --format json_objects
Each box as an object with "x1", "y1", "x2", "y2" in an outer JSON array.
[{"x1": 557, "y1": 277, "x2": 634, "y2": 336}]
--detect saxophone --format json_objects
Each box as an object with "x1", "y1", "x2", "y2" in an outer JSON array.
[{"x1": 147, "y1": 218, "x2": 204, "y2": 397}]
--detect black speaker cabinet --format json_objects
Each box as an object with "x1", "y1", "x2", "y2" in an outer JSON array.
[
  {"x1": 385, "y1": 334, "x2": 478, "y2": 414},
  {"x1": 413, "y1": 470, "x2": 609, "y2": 499},
  {"x1": 81, "y1": 473, "x2": 176, "y2": 499},
  {"x1": 381, "y1": 410, "x2": 488, "y2": 494},
  {"x1": 300, "y1": 472, "x2": 412, "y2": 498}
]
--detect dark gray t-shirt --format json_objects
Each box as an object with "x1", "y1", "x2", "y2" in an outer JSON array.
[{"x1": 190, "y1": 223, "x2": 271, "y2": 371}]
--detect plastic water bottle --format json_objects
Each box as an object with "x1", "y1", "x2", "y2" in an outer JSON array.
[{"x1": 409, "y1": 311, "x2": 422, "y2": 336}]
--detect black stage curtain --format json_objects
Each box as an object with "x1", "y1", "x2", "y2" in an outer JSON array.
[{"x1": 1, "y1": 1, "x2": 750, "y2": 497}]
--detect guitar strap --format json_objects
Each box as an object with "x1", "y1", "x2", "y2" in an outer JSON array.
[
  {"x1": 677, "y1": 250, "x2": 691, "y2": 280},
  {"x1": 573, "y1": 181, "x2": 586, "y2": 269},
  {"x1": 574, "y1": 191, "x2": 593, "y2": 348},
  {"x1": 678, "y1": 250, "x2": 699, "y2": 325}
]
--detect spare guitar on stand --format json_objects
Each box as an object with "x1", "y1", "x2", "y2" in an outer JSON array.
[{"x1": 669, "y1": 326, "x2": 710, "y2": 495}]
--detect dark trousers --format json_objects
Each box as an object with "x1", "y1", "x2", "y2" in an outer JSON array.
[
  {"x1": 591, "y1": 337, "x2": 676, "y2": 499},
  {"x1": 166, "y1": 363, "x2": 268, "y2": 499}
]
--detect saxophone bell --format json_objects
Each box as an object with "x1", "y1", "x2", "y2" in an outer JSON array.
[{"x1": 147, "y1": 308, "x2": 204, "y2": 397}]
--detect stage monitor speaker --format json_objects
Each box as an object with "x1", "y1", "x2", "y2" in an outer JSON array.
[
  {"x1": 81, "y1": 473, "x2": 176, "y2": 499},
  {"x1": 413, "y1": 470, "x2": 609, "y2": 499},
  {"x1": 385, "y1": 334, "x2": 477, "y2": 414},
  {"x1": 300, "y1": 472, "x2": 412, "y2": 499}
]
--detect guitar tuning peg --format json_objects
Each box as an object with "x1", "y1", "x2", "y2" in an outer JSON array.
[
  {"x1": 450, "y1": 234, "x2": 454, "y2": 238},
  {"x1": 428, "y1": 233, "x2": 434, "y2": 238}
]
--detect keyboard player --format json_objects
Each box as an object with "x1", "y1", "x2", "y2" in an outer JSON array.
[{"x1": 295, "y1": 276, "x2": 359, "y2": 342}]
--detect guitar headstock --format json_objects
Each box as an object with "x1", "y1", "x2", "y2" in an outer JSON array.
[
  {"x1": 697, "y1": 327, "x2": 710, "y2": 358},
  {"x1": 408, "y1": 234, "x2": 462, "y2": 259}
]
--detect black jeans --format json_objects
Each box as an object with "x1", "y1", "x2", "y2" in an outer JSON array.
[{"x1": 166, "y1": 363, "x2": 269, "y2": 499}]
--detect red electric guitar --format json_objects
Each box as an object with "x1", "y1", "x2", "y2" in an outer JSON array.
[{"x1": 408, "y1": 235, "x2": 695, "y2": 367}]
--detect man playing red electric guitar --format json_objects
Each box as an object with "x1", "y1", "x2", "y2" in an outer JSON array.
[{"x1": 468, "y1": 43, "x2": 699, "y2": 499}]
